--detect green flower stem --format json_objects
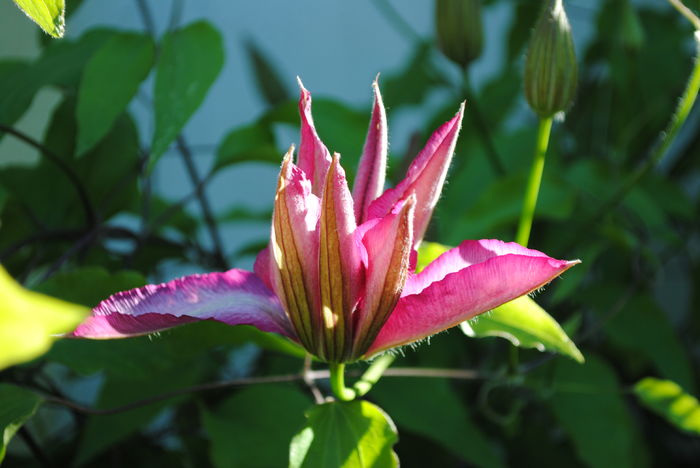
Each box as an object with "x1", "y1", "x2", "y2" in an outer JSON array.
[
  {"x1": 329, "y1": 355, "x2": 397, "y2": 401},
  {"x1": 329, "y1": 363, "x2": 357, "y2": 401},
  {"x1": 515, "y1": 116, "x2": 553, "y2": 247},
  {"x1": 353, "y1": 354, "x2": 396, "y2": 398}
]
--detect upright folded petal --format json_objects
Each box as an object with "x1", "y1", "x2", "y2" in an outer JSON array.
[
  {"x1": 367, "y1": 103, "x2": 464, "y2": 247},
  {"x1": 318, "y1": 154, "x2": 362, "y2": 362},
  {"x1": 297, "y1": 78, "x2": 332, "y2": 195},
  {"x1": 269, "y1": 148, "x2": 322, "y2": 351},
  {"x1": 71, "y1": 270, "x2": 294, "y2": 339},
  {"x1": 366, "y1": 239, "x2": 579, "y2": 355},
  {"x1": 352, "y1": 196, "x2": 415, "y2": 357},
  {"x1": 352, "y1": 79, "x2": 388, "y2": 223}
]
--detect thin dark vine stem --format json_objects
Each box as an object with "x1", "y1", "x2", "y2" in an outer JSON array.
[
  {"x1": 134, "y1": 0, "x2": 157, "y2": 36},
  {"x1": 461, "y1": 69, "x2": 506, "y2": 176},
  {"x1": 372, "y1": 0, "x2": 421, "y2": 42},
  {"x1": 41, "y1": 367, "x2": 488, "y2": 415},
  {"x1": 18, "y1": 427, "x2": 53, "y2": 468},
  {"x1": 0, "y1": 124, "x2": 97, "y2": 227},
  {"x1": 176, "y1": 136, "x2": 229, "y2": 270}
]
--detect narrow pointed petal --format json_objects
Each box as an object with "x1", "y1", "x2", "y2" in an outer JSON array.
[
  {"x1": 269, "y1": 148, "x2": 322, "y2": 351},
  {"x1": 367, "y1": 104, "x2": 464, "y2": 247},
  {"x1": 297, "y1": 78, "x2": 332, "y2": 195},
  {"x1": 318, "y1": 154, "x2": 362, "y2": 361},
  {"x1": 366, "y1": 239, "x2": 579, "y2": 355},
  {"x1": 352, "y1": 79, "x2": 388, "y2": 223},
  {"x1": 71, "y1": 270, "x2": 294, "y2": 339},
  {"x1": 352, "y1": 196, "x2": 415, "y2": 357}
]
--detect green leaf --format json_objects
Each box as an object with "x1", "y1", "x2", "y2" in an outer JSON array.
[
  {"x1": 244, "y1": 39, "x2": 291, "y2": 106},
  {"x1": 289, "y1": 400, "x2": 398, "y2": 468},
  {"x1": 77, "y1": 32, "x2": 155, "y2": 155},
  {"x1": 35, "y1": 267, "x2": 146, "y2": 306},
  {"x1": 214, "y1": 122, "x2": 280, "y2": 170},
  {"x1": 372, "y1": 378, "x2": 505, "y2": 468},
  {"x1": 415, "y1": 241, "x2": 449, "y2": 273},
  {"x1": 152, "y1": 21, "x2": 224, "y2": 160},
  {"x1": 0, "y1": 265, "x2": 87, "y2": 371},
  {"x1": 11, "y1": 0, "x2": 65, "y2": 38},
  {"x1": 634, "y1": 378, "x2": 700, "y2": 435},
  {"x1": 202, "y1": 386, "x2": 311, "y2": 468},
  {"x1": 461, "y1": 296, "x2": 585, "y2": 363},
  {"x1": 0, "y1": 384, "x2": 43, "y2": 462},
  {"x1": 542, "y1": 355, "x2": 645, "y2": 468}
]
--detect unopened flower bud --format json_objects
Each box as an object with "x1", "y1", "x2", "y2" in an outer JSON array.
[
  {"x1": 435, "y1": 0, "x2": 484, "y2": 68},
  {"x1": 524, "y1": 0, "x2": 578, "y2": 118}
]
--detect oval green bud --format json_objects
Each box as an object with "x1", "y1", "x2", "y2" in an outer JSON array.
[
  {"x1": 524, "y1": 0, "x2": 578, "y2": 118},
  {"x1": 435, "y1": 0, "x2": 484, "y2": 68}
]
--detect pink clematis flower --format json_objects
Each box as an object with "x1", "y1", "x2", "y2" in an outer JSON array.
[{"x1": 72, "y1": 80, "x2": 578, "y2": 363}]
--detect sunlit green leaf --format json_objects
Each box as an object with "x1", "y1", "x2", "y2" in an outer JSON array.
[
  {"x1": 634, "y1": 377, "x2": 700, "y2": 435},
  {"x1": 12, "y1": 0, "x2": 65, "y2": 38},
  {"x1": 203, "y1": 386, "x2": 311, "y2": 468},
  {"x1": 77, "y1": 32, "x2": 155, "y2": 155},
  {"x1": 372, "y1": 378, "x2": 505, "y2": 468},
  {"x1": 462, "y1": 296, "x2": 584, "y2": 363},
  {"x1": 289, "y1": 400, "x2": 398, "y2": 468},
  {"x1": 0, "y1": 384, "x2": 43, "y2": 462},
  {"x1": 152, "y1": 21, "x2": 224, "y2": 160},
  {"x1": 0, "y1": 265, "x2": 87, "y2": 371}
]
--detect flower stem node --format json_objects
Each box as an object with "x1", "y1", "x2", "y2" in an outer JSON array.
[{"x1": 524, "y1": 0, "x2": 578, "y2": 118}]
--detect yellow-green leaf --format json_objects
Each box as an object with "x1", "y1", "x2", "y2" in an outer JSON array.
[
  {"x1": 415, "y1": 241, "x2": 450, "y2": 273},
  {"x1": 0, "y1": 384, "x2": 43, "y2": 462},
  {"x1": 634, "y1": 377, "x2": 700, "y2": 435},
  {"x1": 0, "y1": 265, "x2": 88, "y2": 370},
  {"x1": 461, "y1": 295, "x2": 584, "y2": 363},
  {"x1": 12, "y1": 0, "x2": 65, "y2": 38}
]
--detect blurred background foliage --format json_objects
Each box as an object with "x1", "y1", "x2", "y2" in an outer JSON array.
[{"x1": 1, "y1": 0, "x2": 700, "y2": 466}]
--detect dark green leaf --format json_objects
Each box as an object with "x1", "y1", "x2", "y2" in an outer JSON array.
[
  {"x1": 290, "y1": 400, "x2": 398, "y2": 468},
  {"x1": 372, "y1": 378, "x2": 505, "y2": 468},
  {"x1": 202, "y1": 386, "x2": 311, "y2": 468},
  {"x1": 77, "y1": 32, "x2": 155, "y2": 155},
  {"x1": 634, "y1": 377, "x2": 700, "y2": 435},
  {"x1": 383, "y1": 42, "x2": 448, "y2": 108},
  {"x1": 214, "y1": 122, "x2": 280, "y2": 170},
  {"x1": 0, "y1": 384, "x2": 43, "y2": 462},
  {"x1": 152, "y1": 21, "x2": 224, "y2": 160},
  {"x1": 244, "y1": 39, "x2": 291, "y2": 106},
  {"x1": 35, "y1": 267, "x2": 146, "y2": 306}
]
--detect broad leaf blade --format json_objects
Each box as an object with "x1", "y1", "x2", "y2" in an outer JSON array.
[
  {"x1": 290, "y1": 400, "x2": 398, "y2": 468},
  {"x1": 461, "y1": 296, "x2": 584, "y2": 363},
  {"x1": 77, "y1": 32, "x2": 155, "y2": 155},
  {"x1": 214, "y1": 122, "x2": 280, "y2": 171},
  {"x1": 0, "y1": 266, "x2": 87, "y2": 371},
  {"x1": 151, "y1": 21, "x2": 224, "y2": 161},
  {"x1": 202, "y1": 386, "x2": 311, "y2": 468},
  {"x1": 634, "y1": 377, "x2": 700, "y2": 435},
  {"x1": 0, "y1": 384, "x2": 43, "y2": 462},
  {"x1": 12, "y1": 0, "x2": 65, "y2": 38}
]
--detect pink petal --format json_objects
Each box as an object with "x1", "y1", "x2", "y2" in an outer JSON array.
[
  {"x1": 318, "y1": 154, "x2": 363, "y2": 361},
  {"x1": 352, "y1": 196, "x2": 415, "y2": 356},
  {"x1": 296, "y1": 78, "x2": 332, "y2": 196},
  {"x1": 253, "y1": 247, "x2": 273, "y2": 290},
  {"x1": 367, "y1": 103, "x2": 464, "y2": 247},
  {"x1": 352, "y1": 79, "x2": 388, "y2": 223},
  {"x1": 71, "y1": 270, "x2": 294, "y2": 339},
  {"x1": 269, "y1": 149, "x2": 322, "y2": 350},
  {"x1": 366, "y1": 239, "x2": 579, "y2": 354}
]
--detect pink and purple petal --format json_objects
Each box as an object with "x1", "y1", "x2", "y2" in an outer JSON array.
[
  {"x1": 296, "y1": 78, "x2": 332, "y2": 196},
  {"x1": 367, "y1": 103, "x2": 464, "y2": 247},
  {"x1": 71, "y1": 269, "x2": 294, "y2": 339},
  {"x1": 352, "y1": 79, "x2": 388, "y2": 224},
  {"x1": 366, "y1": 239, "x2": 579, "y2": 355}
]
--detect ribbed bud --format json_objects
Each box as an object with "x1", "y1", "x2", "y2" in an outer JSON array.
[
  {"x1": 524, "y1": 0, "x2": 578, "y2": 118},
  {"x1": 435, "y1": 0, "x2": 484, "y2": 68}
]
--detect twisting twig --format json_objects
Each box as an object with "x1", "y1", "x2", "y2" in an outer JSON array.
[{"x1": 0, "y1": 124, "x2": 97, "y2": 227}]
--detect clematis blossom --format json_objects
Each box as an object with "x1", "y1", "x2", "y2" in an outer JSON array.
[{"x1": 72, "y1": 79, "x2": 579, "y2": 363}]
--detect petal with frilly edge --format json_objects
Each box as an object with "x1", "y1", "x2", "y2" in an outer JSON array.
[
  {"x1": 352, "y1": 79, "x2": 388, "y2": 224},
  {"x1": 71, "y1": 269, "x2": 294, "y2": 339},
  {"x1": 367, "y1": 103, "x2": 464, "y2": 247},
  {"x1": 365, "y1": 239, "x2": 579, "y2": 355},
  {"x1": 296, "y1": 78, "x2": 332, "y2": 196}
]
